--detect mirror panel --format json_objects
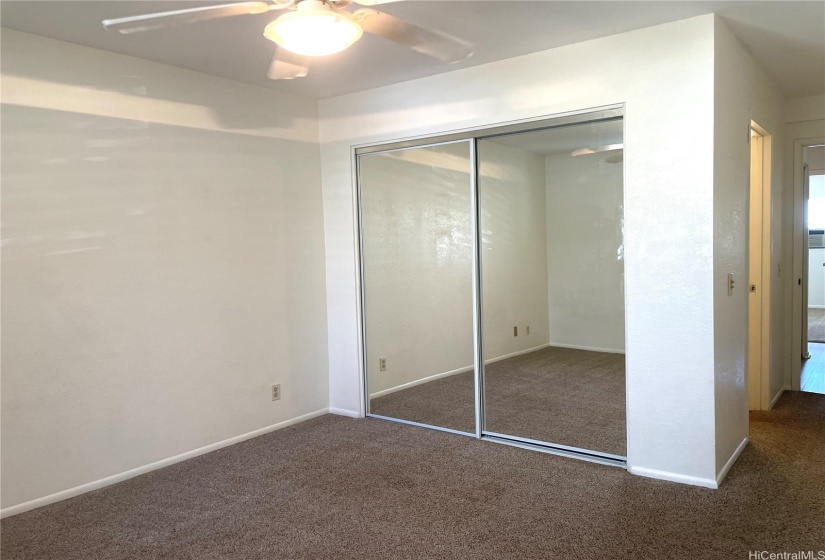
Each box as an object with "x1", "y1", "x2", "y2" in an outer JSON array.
[
  {"x1": 478, "y1": 119, "x2": 626, "y2": 456},
  {"x1": 360, "y1": 140, "x2": 476, "y2": 434}
]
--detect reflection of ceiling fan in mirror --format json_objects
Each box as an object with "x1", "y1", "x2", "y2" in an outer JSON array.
[
  {"x1": 572, "y1": 144, "x2": 624, "y2": 164},
  {"x1": 102, "y1": 0, "x2": 474, "y2": 80}
]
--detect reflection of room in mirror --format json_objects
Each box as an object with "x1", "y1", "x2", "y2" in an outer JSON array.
[
  {"x1": 359, "y1": 116, "x2": 626, "y2": 457},
  {"x1": 479, "y1": 122, "x2": 625, "y2": 455},
  {"x1": 360, "y1": 141, "x2": 476, "y2": 434}
]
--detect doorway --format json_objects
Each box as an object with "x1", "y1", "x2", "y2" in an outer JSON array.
[
  {"x1": 748, "y1": 122, "x2": 772, "y2": 411},
  {"x1": 792, "y1": 139, "x2": 825, "y2": 393},
  {"x1": 801, "y1": 145, "x2": 825, "y2": 394}
]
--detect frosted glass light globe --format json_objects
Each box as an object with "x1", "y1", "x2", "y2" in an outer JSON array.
[{"x1": 264, "y1": 1, "x2": 363, "y2": 57}]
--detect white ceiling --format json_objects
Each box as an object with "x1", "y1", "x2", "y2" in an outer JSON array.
[{"x1": 1, "y1": 1, "x2": 823, "y2": 100}]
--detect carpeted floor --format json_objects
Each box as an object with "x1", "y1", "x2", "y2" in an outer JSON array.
[
  {"x1": 3, "y1": 392, "x2": 823, "y2": 560},
  {"x1": 371, "y1": 346, "x2": 626, "y2": 455},
  {"x1": 810, "y1": 308, "x2": 825, "y2": 343}
]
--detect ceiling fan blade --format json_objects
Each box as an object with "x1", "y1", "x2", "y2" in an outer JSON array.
[
  {"x1": 351, "y1": 9, "x2": 472, "y2": 64},
  {"x1": 267, "y1": 49, "x2": 310, "y2": 80},
  {"x1": 102, "y1": 2, "x2": 276, "y2": 34},
  {"x1": 571, "y1": 144, "x2": 624, "y2": 156}
]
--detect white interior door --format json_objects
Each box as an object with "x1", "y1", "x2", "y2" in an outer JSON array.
[{"x1": 748, "y1": 131, "x2": 763, "y2": 410}]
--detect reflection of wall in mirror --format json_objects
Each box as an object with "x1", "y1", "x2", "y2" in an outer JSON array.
[
  {"x1": 364, "y1": 140, "x2": 626, "y2": 399},
  {"x1": 545, "y1": 152, "x2": 625, "y2": 353},
  {"x1": 361, "y1": 144, "x2": 475, "y2": 397},
  {"x1": 479, "y1": 142, "x2": 551, "y2": 361},
  {"x1": 364, "y1": 141, "x2": 551, "y2": 397}
]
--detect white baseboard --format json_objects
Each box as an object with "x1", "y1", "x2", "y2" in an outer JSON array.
[
  {"x1": 369, "y1": 342, "x2": 624, "y2": 399},
  {"x1": 770, "y1": 387, "x2": 786, "y2": 408},
  {"x1": 328, "y1": 407, "x2": 360, "y2": 418},
  {"x1": 547, "y1": 341, "x2": 625, "y2": 354},
  {"x1": 368, "y1": 343, "x2": 554, "y2": 399},
  {"x1": 485, "y1": 343, "x2": 552, "y2": 364},
  {"x1": 0, "y1": 408, "x2": 330, "y2": 519},
  {"x1": 716, "y1": 437, "x2": 748, "y2": 487},
  {"x1": 628, "y1": 465, "x2": 718, "y2": 489},
  {"x1": 808, "y1": 305, "x2": 825, "y2": 309},
  {"x1": 369, "y1": 365, "x2": 474, "y2": 398},
  {"x1": 629, "y1": 437, "x2": 749, "y2": 490}
]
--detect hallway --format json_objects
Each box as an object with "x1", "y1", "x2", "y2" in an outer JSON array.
[{"x1": 802, "y1": 342, "x2": 825, "y2": 394}]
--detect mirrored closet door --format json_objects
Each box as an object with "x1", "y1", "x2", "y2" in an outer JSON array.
[
  {"x1": 357, "y1": 108, "x2": 627, "y2": 464},
  {"x1": 359, "y1": 140, "x2": 476, "y2": 434},
  {"x1": 477, "y1": 119, "x2": 626, "y2": 458}
]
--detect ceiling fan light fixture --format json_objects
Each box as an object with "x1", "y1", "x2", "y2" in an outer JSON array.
[
  {"x1": 263, "y1": 0, "x2": 363, "y2": 57},
  {"x1": 571, "y1": 144, "x2": 624, "y2": 157}
]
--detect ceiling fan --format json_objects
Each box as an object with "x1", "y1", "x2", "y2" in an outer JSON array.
[{"x1": 102, "y1": 0, "x2": 474, "y2": 80}]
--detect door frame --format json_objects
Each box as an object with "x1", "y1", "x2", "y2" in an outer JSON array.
[
  {"x1": 791, "y1": 136, "x2": 825, "y2": 391},
  {"x1": 802, "y1": 163, "x2": 810, "y2": 359},
  {"x1": 748, "y1": 122, "x2": 772, "y2": 410}
]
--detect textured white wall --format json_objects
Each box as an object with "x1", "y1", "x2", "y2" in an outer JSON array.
[
  {"x1": 361, "y1": 141, "x2": 550, "y2": 396},
  {"x1": 712, "y1": 18, "x2": 785, "y2": 476},
  {"x1": 785, "y1": 95, "x2": 825, "y2": 124},
  {"x1": 319, "y1": 16, "x2": 719, "y2": 485},
  {"x1": 810, "y1": 174, "x2": 825, "y2": 229},
  {"x1": 809, "y1": 175, "x2": 825, "y2": 308},
  {"x1": 544, "y1": 153, "x2": 625, "y2": 353},
  {"x1": 810, "y1": 251, "x2": 825, "y2": 308},
  {"x1": 0, "y1": 31, "x2": 329, "y2": 512}
]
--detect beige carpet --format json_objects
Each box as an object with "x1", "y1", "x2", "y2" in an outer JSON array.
[
  {"x1": 2, "y1": 392, "x2": 824, "y2": 559},
  {"x1": 371, "y1": 346, "x2": 626, "y2": 456},
  {"x1": 810, "y1": 308, "x2": 825, "y2": 343}
]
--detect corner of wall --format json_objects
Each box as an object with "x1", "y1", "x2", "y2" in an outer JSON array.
[
  {"x1": 1, "y1": 30, "x2": 333, "y2": 511},
  {"x1": 710, "y1": 11, "x2": 786, "y2": 478}
]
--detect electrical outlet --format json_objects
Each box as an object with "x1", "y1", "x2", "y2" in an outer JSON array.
[
  {"x1": 526, "y1": 325, "x2": 530, "y2": 335},
  {"x1": 271, "y1": 384, "x2": 281, "y2": 401},
  {"x1": 379, "y1": 358, "x2": 387, "y2": 372}
]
